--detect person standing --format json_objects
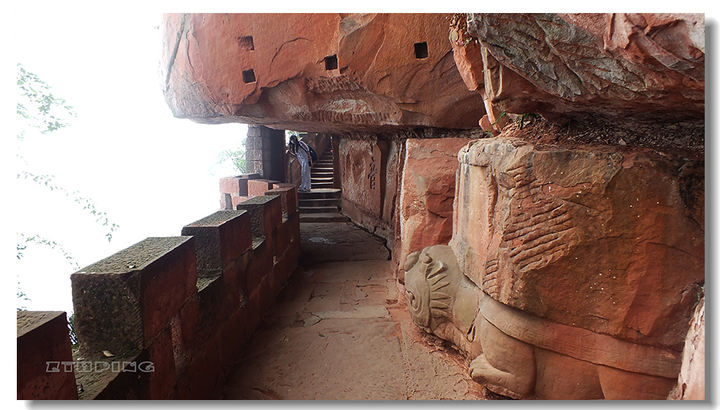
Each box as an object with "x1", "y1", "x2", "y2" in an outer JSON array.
[{"x1": 288, "y1": 134, "x2": 312, "y2": 192}]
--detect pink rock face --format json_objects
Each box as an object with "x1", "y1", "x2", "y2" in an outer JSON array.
[
  {"x1": 449, "y1": 137, "x2": 704, "y2": 351},
  {"x1": 339, "y1": 139, "x2": 383, "y2": 220},
  {"x1": 397, "y1": 138, "x2": 471, "y2": 283},
  {"x1": 161, "y1": 13, "x2": 486, "y2": 132},
  {"x1": 460, "y1": 13, "x2": 704, "y2": 123},
  {"x1": 669, "y1": 296, "x2": 705, "y2": 400}
]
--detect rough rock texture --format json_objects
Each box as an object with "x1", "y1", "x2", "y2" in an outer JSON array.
[
  {"x1": 668, "y1": 296, "x2": 705, "y2": 400},
  {"x1": 162, "y1": 13, "x2": 485, "y2": 132},
  {"x1": 17, "y1": 311, "x2": 78, "y2": 400},
  {"x1": 449, "y1": 136, "x2": 704, "y2": 351},
  {"x1": 454, "y1": 13, "x2": 704, "y2": 124},
  {"x1": 339, "y1": 138, "x2": 401, "y2": 246},
  {"x1": 403, "y1": 245, "x2": 680, "y2": 400},
  {"x1": 397, "y1": 138, "x2": 471, "y2": 283}
]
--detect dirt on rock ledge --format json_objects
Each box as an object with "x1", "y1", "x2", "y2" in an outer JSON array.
[{"x1": 501, "y1": 115, "x2": 704, "y2": 159}]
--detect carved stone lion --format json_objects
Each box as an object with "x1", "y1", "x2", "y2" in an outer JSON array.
[{"x1": 404, "y1": 245, "x2": 680, "y2": 400}]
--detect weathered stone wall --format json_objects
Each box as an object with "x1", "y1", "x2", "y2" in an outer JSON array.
[
  {"x1": 668, "y1": 295, "x2": 705, "y2": 400},
  {"x1": 245, "y1": 125, "x2": 285, "y2": 181},
  {"x1": 17, "y1": 311, "x2": 78, "y2": 400},
  {"x1": 69, "y1": 188, "x2": 300, "y2": 399},
  {"x1": 161, "y1": 13, "x2": 485, "y2": 133},
  {"x1": 338, "y1": 138, "x2": 401, "y2": 247},
  {"x1": 396, "y1": 138, "x2": 472, "y2": 283},
  {"x1": 450, "y1": 136, "x2": 704, "y2": 351},
  {"x1": 400, "y1": 128, "x2": 703, "y2": 399},
  {"x1": 451, "y1": 13, "x2": 704, "y2": 126}
]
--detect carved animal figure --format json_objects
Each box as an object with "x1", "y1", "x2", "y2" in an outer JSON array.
[{"x1": 404, "y1": 245, "x2": 680, "y2": 400}]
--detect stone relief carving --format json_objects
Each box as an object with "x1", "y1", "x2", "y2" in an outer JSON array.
[
  {"x1": 450, "y1": 138, "x2": 704, "y2": 351},
  {"x1": 404, "y1": 245, "x2": 680, "y2": 399}
]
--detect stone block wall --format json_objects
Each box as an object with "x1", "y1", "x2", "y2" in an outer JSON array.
[
  {"x1": 65, "y1": 188, "x2": 300, "y2": 399},
  {"x1": 17, "y1": 311, "x2": 78, "y2": 400},
  {"x1": 222, "y1": 133, "x2": 329, "y2": 206},
  {"x1": 245, "y1": 125, "x2": 285, "y2": 181},
  {"x1": 219, "y1": 173, "x2": 261, "y2": 209}
]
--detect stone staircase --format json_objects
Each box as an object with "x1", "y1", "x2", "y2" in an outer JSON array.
[{"x1": 298, "y1": 146, "x2": 349, "y2": 223}]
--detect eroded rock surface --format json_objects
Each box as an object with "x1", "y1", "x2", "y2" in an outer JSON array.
[
  {"x1": 668, "y1": 296, "x2": 705, "y2": 400},
  {"x1": 403, "y1": 245, "x2": 680, "y2": 399},
  {"x1": 162, "y1": 13, "x2": 486, "y2": 132},
  {"x1": 453, "y1": 13, "x2": 704, "y2": 124},
  {"x1": 397, "y1": 138, "x2": 471, "y2": 283},
  {"x1": 449, "y1": 136, "x2": 704, "y2": 351}
]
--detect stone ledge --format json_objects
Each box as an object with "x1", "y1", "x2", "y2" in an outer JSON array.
[
  {"x1": 17, "y1": 311, "x2": 77, "y2": 400},
  {"x1": 71, "y1": 237, "x2": 197, "y2": 356}
]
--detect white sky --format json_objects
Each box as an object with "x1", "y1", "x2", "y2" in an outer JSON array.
[{"x1": 10, "y1": 12, "x2": 247, "y2": 315}]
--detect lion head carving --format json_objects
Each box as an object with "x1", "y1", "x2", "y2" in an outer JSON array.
[{"x1": 404, "y1": 245, "x2": 460, "y2": 332}]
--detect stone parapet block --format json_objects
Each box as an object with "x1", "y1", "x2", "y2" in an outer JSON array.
[
  {"x1": 71, "y1": 237, "x2": 197, "y2": 355},
  {"x1": 181, "y1": 210, "x2": 252, "y2": 278},
  {"x1": 74, "y1": 349, "x2": 152, "y2": 399},
  {"x1": 273, "y1": 213, "x2": 298, "y2": 257},
  {"x1": 244, "y1": 236, "x2": 274, "y2": 295},
  {"x1": 236, "y1": 195, "x2": 282, "y2": 241},
  {"x1": 266, "y1": 184, "x2": 298, "y2": 219},
  {"x1": 219, "y1": 173, "x2": 261, "y2": 197},
  {"x1": 17, "y1": 311, "x2": 77, "y2": 400},
  {"x1": 248, "y1": 178, "x2": 280, "y2": 197}
]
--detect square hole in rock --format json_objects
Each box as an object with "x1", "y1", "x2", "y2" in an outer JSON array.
[
  {"x1": 243, "y1": 69, "x2": 256, "y2": 83},
  {"x1": 414, "y1": 42, "x2": 428, "y2": 59},
  {"x1": 238, "y1": 35, "x2": 254, "y2": 51},
  {"x1": 324, "y1": 55, "x2": 338, "y2": 70}
]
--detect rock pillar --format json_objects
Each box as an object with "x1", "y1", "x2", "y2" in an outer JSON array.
[{"x1": 245, "y1": 125, "x2": 285, "y2": 181}]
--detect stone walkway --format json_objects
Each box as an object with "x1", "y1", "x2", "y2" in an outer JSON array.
[{"x1": 221, "y1": 221, "x2": 487, "y2": 400}]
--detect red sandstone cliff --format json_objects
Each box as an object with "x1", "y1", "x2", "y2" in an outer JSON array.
[{"x1": 161, "y1": 13, "x2": 486, "y2": 132}]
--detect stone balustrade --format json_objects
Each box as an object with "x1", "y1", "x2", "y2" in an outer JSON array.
[{"x1": 18, "y1": 187, "x2": 299, "y2": 400}]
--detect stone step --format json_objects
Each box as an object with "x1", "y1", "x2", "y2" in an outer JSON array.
[
  {"x1": 312, "y1": 183, "x2": 335, "y2": 189},
  {"x1": 299, "y1": 205, "x2": 341, "y2": 214},
  {"x1": 311, "y1": 177, "x2": 334, "y2": 183},
  {"x1": 298, "y1": 188, "x2": 341, "y2": 199},
  {"x1": 299, "y1": 212, "x2": 350, "y2": 223},
  {"x1": 298, "y1": 197, "x2": 341, "y2": 207},
  {"x1": 311, "y1": 170, "x2": 334, "y2": 175}
]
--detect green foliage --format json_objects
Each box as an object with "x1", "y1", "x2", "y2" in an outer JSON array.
[
  {"x1": 490, "y1": 111, "x2": 507, "y2": 126},
  {"x1": 215, "y1": 148, "x2": 246, "y2": 174},
  {"x1": 16, "y1": 233, "x2": 81, "y2": 270},
  {"x1": 16, "y1": 63, "x2": 77, "y2": 139},
  {"x1": 17, "y1": 279, "x2": 30, "y2": 311},
  {"x1": 211, "y1": 141, "x2": 246, "y2": 175},
  {"x1": 68, "y1": 314, "x2": 79, "y2": 348},
  {"x1": 15, "y1": 64, "x2": 119, "y2": 280}
]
